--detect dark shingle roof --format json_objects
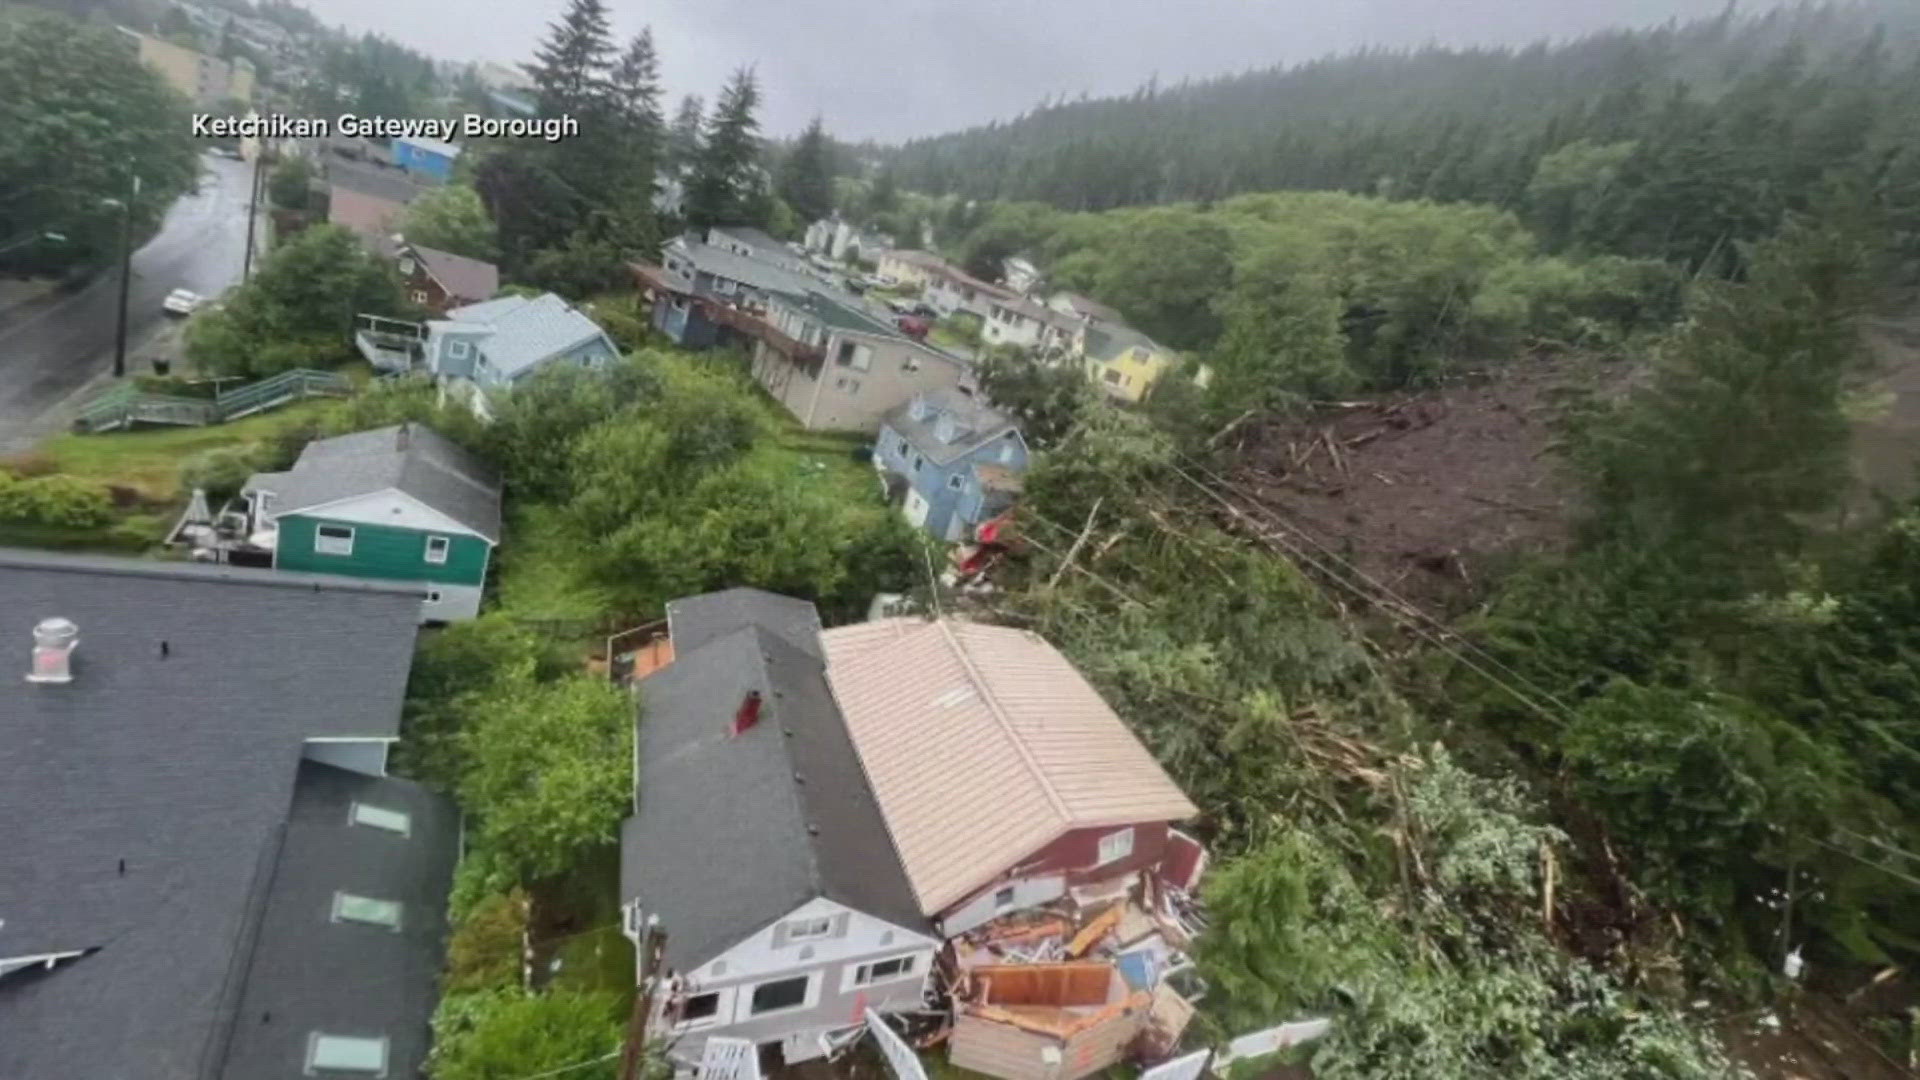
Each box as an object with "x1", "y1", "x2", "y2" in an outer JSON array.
[
  {"x1": 326, "y1": 159, "x2": 432, "y2": 206},
  {"x1": 710, "y1": 226, "x2": 786, "y2": 255},
  {"x1": 882, "y1": 389, "x2": 1020, "y2": 468},
  {"x1": 666, "y1": 587, "x2": 823, "y2": 661},
  {"x1": 621, "y1": 597, "x2": 926, "y2": 971},
  {"x1": 408, "y1": 244, "x2": 499, "y2": 304},
  {"x1": 213, "y1": 762, "x2": 461, "y2": 1080},
  {"x1": 245, "y1": 424, "x2": 502, "y2": 543},
  {"x1": 0, "y1": 549, "x2": 422, "y2": 1080}
]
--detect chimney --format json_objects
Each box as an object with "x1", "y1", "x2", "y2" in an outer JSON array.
[
  {"x1": 27, "y1": 617, "x2": 78, "y2": 684},
  {"x1": 730, "y1": 690, "x2": 763, "y2": 738}
]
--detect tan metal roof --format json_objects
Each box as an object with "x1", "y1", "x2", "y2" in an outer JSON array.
[{"x1": 821, "y1": 618, "x2": 1199, "y2": 915}]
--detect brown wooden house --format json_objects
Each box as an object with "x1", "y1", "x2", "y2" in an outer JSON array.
[{"x1": 395, "y1": 242, "x2": 499, "y2": 316}]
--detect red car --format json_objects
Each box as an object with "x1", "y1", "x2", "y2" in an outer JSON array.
[{"x1": 896, "y1": 314, "x2": 931, "y2": 339}]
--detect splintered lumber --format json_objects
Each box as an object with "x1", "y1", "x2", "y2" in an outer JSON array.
[{"x1": 1065, "y1": 907, "x2": 1124, "y2": 958}]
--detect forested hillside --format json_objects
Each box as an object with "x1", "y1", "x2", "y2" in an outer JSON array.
[{"x1": 887, "y1": 2, "x2": 1920, "y2": 274}]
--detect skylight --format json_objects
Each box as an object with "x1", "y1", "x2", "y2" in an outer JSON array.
[
  {"x1": 332, "y1": 892, "x2": 403, "y2": 930},
  {"x1": 307, "y1": 1032, "x2": 388, "y2": 1075},
  {"x1": 348, "y1": 802, "x2": 410, "y2": 836}
]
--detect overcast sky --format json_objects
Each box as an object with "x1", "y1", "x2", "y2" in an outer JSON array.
[{"x1": 302, "y1": 0, "x2": 1758, "y2": 142}]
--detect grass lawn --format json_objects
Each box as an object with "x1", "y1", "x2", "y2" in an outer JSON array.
[
  {"x1": 533, "y1": 845, "x2": 635, "y2": 1002},
  {"x1": 491, "y1": 504, "x2": 614, "y2": 628},
  {"x1": 27, "y1": 399, "x2": 337, "y2": 501}
]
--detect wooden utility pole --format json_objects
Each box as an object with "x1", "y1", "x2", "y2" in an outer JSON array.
[{"x1": 620, "y1": 920, "x2": 662, "y2": 1080}]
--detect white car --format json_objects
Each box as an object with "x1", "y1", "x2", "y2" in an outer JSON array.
[{"x1": 162, "y1": 289, "x2": 202, "y2": 316}]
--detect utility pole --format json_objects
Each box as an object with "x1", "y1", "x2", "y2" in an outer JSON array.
[
  {"x1": 112, "y1": 175, "x2": 141, "y2": 380},
  {"x1": 242, "y1": 145, "x2": 266, "y2": 282}
]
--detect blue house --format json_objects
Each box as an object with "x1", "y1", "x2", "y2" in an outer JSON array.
[
  {"x1": 392, "y1": 135, "x2": 461, "y2": 181},
  {"x1": 424, "y1": 293, "x2": 620, "y2": 419},
  {"x1": 874, "y1": 390, "x2": 1029, "y2": 542}
]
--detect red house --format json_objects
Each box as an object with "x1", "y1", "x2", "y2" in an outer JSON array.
[
  {"x1": 395, "y1": 242, "x2": 499, "y2": 316},
  {"x1": 819, "y1": 617, "x2": 1201, "y2": 936}
]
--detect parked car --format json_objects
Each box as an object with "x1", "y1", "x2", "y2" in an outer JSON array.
[
  {"x1": 162, "y1": 289, "x2": 202, "y2": 316},
  {"x1": 908, "y1": 302, "x2": 939, "y2": 319},
  {"x1": 896, "y1": 314, "x2": 931, "y2": 339}
]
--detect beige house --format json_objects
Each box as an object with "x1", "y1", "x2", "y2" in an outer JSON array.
[
  {"x1": 875, "y1": 249, "x2": 949, "y2": 289},
  {"x1": 749, "y1": 290, "x2": 974, "y2": 433},
  {"x1": 121, "y1": 28, "x2": 254, "y2": 105}
]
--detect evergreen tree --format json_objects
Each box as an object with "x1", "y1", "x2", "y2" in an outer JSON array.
[
  {"x1": 778, "y1": 116, "x2": 836, "y2": 225},
  {"x1": 665, "y1": 94, "x2": 704, "y2": 174},
  {"x1": 523, "y1": 0, "x2": 616, "y2": 119},
  {"x1": 685, "y1": 69, "x2": 764, "y2": 231}
]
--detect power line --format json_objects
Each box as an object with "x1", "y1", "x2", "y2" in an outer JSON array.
[
  {"x1": 1173, "y1": 446, "x2": 1580, "y2": 716},
  {"x1": 1158, "y1": 456, "x2": 1573, "y2": 728},
  {"x1": 502, "y1": 1050, "x2": 622, "y2": 1080},
  {"x1": 1806, "y1": 836, "x2": 1920, "y2": 892}
]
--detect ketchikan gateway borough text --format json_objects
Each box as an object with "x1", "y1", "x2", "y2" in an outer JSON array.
[{"x1": 190, "y1": 114, "x2": 581, "y2": 142}]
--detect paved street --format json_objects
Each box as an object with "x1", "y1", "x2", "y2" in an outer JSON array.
[{"x1": 0, "y1": 153, "x2": 259, "y2": 452}]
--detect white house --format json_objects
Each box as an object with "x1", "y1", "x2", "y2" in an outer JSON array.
[{"x1": 620, "y1": 590, "x2": 939, "y2": 1068}]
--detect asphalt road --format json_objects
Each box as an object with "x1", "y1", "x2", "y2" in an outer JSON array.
[{"x1": 0, "y1": 153, "x2": 259, "y2": 451}]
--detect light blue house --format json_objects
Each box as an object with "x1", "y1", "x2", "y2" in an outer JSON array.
[
  {"x1": 392, "y1": 135, "x2": 461, "y2": 181},
  {"x1": 874, "y1": 389, "x2": 1028, "y2": 542},
  {"x1": 425, "y1": 293, "x2": 620, "y2": 419}
]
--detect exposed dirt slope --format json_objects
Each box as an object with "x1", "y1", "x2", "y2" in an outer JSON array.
[{"x1": 1219, "y1": 355, "x2": 1619, "y2": 611}]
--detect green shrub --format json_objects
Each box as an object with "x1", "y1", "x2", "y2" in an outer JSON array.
[
  {"x1": 177, "y1": 444, "x2": 271, "y2": 502},
  {"x1": 445, "y1": 890, "x2": 528, "y2": 993},
  {"x1": 0, "y1": 471, "x2": 115, "y2": 528}
]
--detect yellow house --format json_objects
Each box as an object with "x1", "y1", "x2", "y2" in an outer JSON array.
[
  {"x1": 1080, "y1": 323, "x2": 1180, "y2": 404},
  {"x1": 875, "y1": 249, "x2": 948, "y2": 290},
  {"x1": 121, "y1": 29, "x2": 255, "y2": 106}
]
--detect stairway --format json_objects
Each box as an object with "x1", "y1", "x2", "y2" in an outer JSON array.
[{"x1": 75, "y1": 369, "x2": 353, "y2": 433}]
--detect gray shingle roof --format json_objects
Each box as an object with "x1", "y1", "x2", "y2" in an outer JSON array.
[
  {"x1": 245, "y1": 423, "x2": 502, "y2": 543},
  {"x1": 213, "y1": 762, "x2": 461, "y2": 1080},
  {"x1": 666, "y1": 588, "x2": 823, "y2": 662},
  {"x1": 1084, "y1": 321, "x2": 1166, "y2": 364},
  {"x1": 669, "y1": 239, "x2": 824, "y2": 299},
  {"x1": 710, "y1": 226, "x2": 786, "y2": 254},
  {"x1": 326, "y1": 159, "x2": 431, "y2": 206},
  {"x1": 621, "y1": 596, "x2": 926, "y2": 972},
  {"x1": 882, "y1": 389, "x2": 1020, "y2": 468},
  {"x1": 443, "y1": 293, "x2": 615, "y2": 381},
  {"x1": 408, "y1": 243, "x2": 499, "y2": 304},
  {"x1": 0, "y1": 549, "x2": 423, "y2": 1080}
]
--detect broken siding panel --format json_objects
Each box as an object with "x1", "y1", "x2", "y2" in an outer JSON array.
[
  {"x1": 951, "y1": 1013, "x2": 1058, "y2": 1080},
  {"x1": 1058, "y1": 1000, "x2": 1147, "y2": 1080}
]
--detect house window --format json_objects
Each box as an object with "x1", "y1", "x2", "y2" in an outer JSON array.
[
  {"x1": 448, "y1": 340, "x2": 471, "y2": 361},
  {"x1": 424, "y1": 535, "x2": 450, "y2": 564},
  {"x1": 314, "y1": 524, "x2": 354, "y2": 556},
  {"x1": 348, "y1": 803, "x2": 410, "y2": 836},
  {"x1": 332, "y1": 892, "x2": 403, "y2": 930},
  {"x1": 410, "y1": 289, "x2": 428, "y2": 305},
  {"x1": 911, "y1": 455, "x2": 924, "y2": 474},
  {"x1": 1103, "y1": 367, "x2": 1123, "y2": 385},
  {"x1": 714, "y1": 277, "x2": 737, "y2": 295},
  {"x1": 902, "y1": 357, "x2": 921, "y2": 372},
  {"x1": 895, "y1": 437, "x2": 909, "y2": 456},
  {"x1": 306, "y1": 1032, "x2": 388, "y2": 1075},
  {"x1": 947, "y1": 474, "x2": 963, "y2": 490},
  {"x1": 834, "y1": 377, "x2": 861, "y2": 394},
  {"x1": 670, "y1": 296, "x2": 689, "y2": 313},
  {"x1": 786, "y1": 916, "x2": 833, "y2": 941},
  {"x1": 836, "y1": 341, "x2": 871, "y2": 371},
  {"x1": 427, "y1": 589, "x2": 444, "y2": 604},
  {"x1": 994, "y1": 886, "x2": 1016, "y2": 909},
  {"x1": 749, "y1": 975, "x2": 811, "y2": 1015},
  {"x1": 853, "y1": 955, "x2": 918, "y2": 986},
  {"x1": 680, "y1": 992, "x2": 721, "y2": 1025},
  {"x1": 998, "y1": 439, "x2": 1015, "y2": 464},
  {"x1": 397, "y1": 256, "x2": 415, "y2": 276},
  {"x1": 1097, "y1": 828, "x2": 1135, "y2": 865}
]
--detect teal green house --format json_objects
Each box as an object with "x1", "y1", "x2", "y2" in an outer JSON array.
[{"x1": 242, "y1": 424, "x2": 502, "y2": 622}]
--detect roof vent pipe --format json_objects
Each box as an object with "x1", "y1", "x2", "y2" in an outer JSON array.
[{"x1": 27, "y1": 617, "x2": 78, "y2": 684}]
